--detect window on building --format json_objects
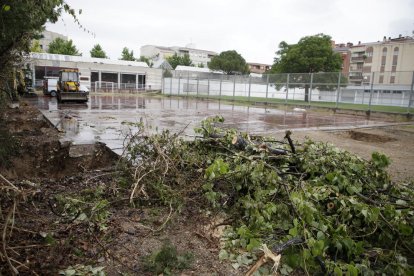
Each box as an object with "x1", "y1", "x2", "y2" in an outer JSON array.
[
  {"x1": 392, "y1": 55, "x2": 398, "y2": 66},
  {"x1": 91, "y1": 72, "x2": 99, "y2": 83},
  {"x1": 379, "y1": 75, "x2": 384, "y2": 83},
  {"x1": 393, "y1": 47, "x2": 399, "y2": 55},
  {"x1": 382, "y1": 47, "x2": 387, "y2": 56},
  {"x1": 381, "y1": 56, "x2": 386, "y2": 65},
  {"x1": 390, "y1": 76, "x2": 395, "y2": 83}
]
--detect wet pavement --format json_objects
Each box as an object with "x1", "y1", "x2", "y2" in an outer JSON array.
[{"x1": 27, "y1": 94, "x2": 397, "y2": 154}]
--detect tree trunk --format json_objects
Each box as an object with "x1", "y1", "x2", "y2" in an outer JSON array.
[{"x1": 304, "y1": 84, "x2": 309, "y2": 102}]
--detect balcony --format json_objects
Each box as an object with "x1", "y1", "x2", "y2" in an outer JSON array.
[
  {"x1": 351, "y1": 56, "x2": 365, "y2": 62},
  {"x1": 349, "y1": 67, "x2": 363, "y2": 72},
  {"x1": 349, "y1": 75, "x2": 363, "y2": 80}
]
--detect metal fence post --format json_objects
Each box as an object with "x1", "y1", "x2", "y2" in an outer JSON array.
[
  {"x1": 368, "y1": 72, "x2": 375, "y2": 112},
  {"x1": 219, "y1": 75, "x2": 223, "y2": 98},
  {"x1": 187, "y1": 71, "x2": 190, "y2": 95},
  {"x1": 309, "y1": 73, "x2": 314, "y2": 104},
  {"x1": 248, "y1": 76, "x2": 252, "y2": 102},
  {"x1": 233, "y1": 76, "x2": 236, "y2": 100},
  {"x1": 169, "y1": 76, "x2": 172, "y2": 95},
  {"x1": 335, "y1": 71, "x2": 341, "y2": 108},
  {"x1": 196, "y1": 76, "x2": 199, "y2": 97},
  {"x1": 265, "y1": 74, "x2": 269, "y2": 100},
  {"x1": 285, "y1": 74, "x2": 290, "y2": 104},
  {"x1": 178, "y1": 75, "x2": 181, "y2": 95},
  {"x1": 407, "y1": 71, "x2": 414, "y2": 113},
  {"x1": 207, "y1": 74, "x2": 210, "y2": 97},
  {"x1": 219, "y1": 75, "x2": 222, "y2": 98}
]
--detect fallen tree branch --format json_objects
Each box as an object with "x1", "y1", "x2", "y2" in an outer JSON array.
[{"x1": 284, "y1": 130, "x2": 296, "y2": 154}]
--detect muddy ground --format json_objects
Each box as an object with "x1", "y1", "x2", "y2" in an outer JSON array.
[
  {"x1": 291, "y1": 125, "x2": 414, "y2": 182},
  {"x1": 0, "y1": 101, "x2": 413, "y2": 275},
  {"x1": 0, "y1": 102, "x2": 235, "y2": 275}
]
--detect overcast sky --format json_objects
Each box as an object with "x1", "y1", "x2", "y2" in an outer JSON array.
[{"x1": 45, "y1": 0, "x2": 414, "y2": 64}]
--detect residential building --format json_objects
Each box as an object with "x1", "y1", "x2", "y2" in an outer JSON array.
[
  {"x1": 247, "y1": 63, "x2": 271, "y2": 74},
  {"x1": 140, "y1": 45, "x2": 176, "y2": 60},
  {"x1": 347, "y1": 36, "x2": 414, "y2": 86},
  {"x1": 333, "y1": 42, "x2": 352, "y2": 74},
  {"x1": 140, "y1": 45, "x2": 217, "y2": 68},
  {"x1": 38, "y1": 30, "x2": 68, "y2": 52}
]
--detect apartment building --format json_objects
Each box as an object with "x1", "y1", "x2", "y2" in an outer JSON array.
[
  {"x1": 38, "y1": 30, "x2": 68, "y2": 52},
  {"x1": 247, "y1": 63, "x2": 271, "y2": 74},
  {"x1": 347, "y1": 36, "x2": 414, "y2": 86},
  {"x1": 140, "y1": 45, "x2": 217, "y2": 67},
  {"x1": 333, "y1": 42, "x2": 352, "y2": 74}
]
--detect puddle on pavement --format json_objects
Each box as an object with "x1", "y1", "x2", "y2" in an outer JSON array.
[{"x1": 28, "y1": 94, "x2": 395, "y2": 154}]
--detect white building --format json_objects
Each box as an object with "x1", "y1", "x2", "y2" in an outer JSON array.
[
  {"x1": 38, "y1": 30, "x2": 68, "y2": 52},
  {"x1": 29, "y1": 53, "x2": 163, "y2": 91},
  {"x1": 140, "y1": 45, "x2": 217, "y2": 67}
]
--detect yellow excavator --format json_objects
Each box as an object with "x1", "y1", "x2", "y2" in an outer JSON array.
[{"x1": 57, "y1": 69, "x2": 89, "y2": 103}]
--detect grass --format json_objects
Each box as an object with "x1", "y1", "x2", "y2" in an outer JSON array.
[
  {"x1": 165, "y1": 93, "x2": 414, "y2": 114},
  {"x1": 142, "y1": 240, "x2": 193, "y2": 275}
]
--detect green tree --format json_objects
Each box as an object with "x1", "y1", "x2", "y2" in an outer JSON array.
[
  {"x1": 48, "y1": 37, "x2": 81, "y2": 56},
  {"x1": 208, "y1": 50, "x2": 249, "y2": 75},
  {"x1": 139, "y1": 56, "x2": 153, "y2": 67},
  {"x1": 120, "y1": 47, "x2": 135, "y2": 61},
  {"x1": 90, "y1": 44, "x2": 107, "y2": 58},
  {"x1": 166, "y1": 53, "x2": 193, "y2": 69},
  {"x1": 0, "y1": 1, "x2": 82, "y2": 100},
  {"x1": 270, "y1": 33, "x2": 343, "y2": 101},
  {"x1": 30, "y1": 40, "x2": 43, "y2": 53}
]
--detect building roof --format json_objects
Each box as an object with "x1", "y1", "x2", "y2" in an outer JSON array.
[
  {"x1": 153, "y1": 59, "x2": 173, "y2": 70},
  {"x1": 175, "y1": 65, "x2": 222, "y2": 73},
  {"x1": 247, "y1": 62, "x2": 271, "y2": 66},
  {"x1": 350, "y1": 36, "x2": 414, "y2": 48},
  {"x1": 142, "y1": 45, "x2": 217, "y2": 55},
  {"x1": 171, "y1": 46, "x2": 217, "y2": 55},
  {"x1": 30, "y1": 53, "x2": 149, "y2": 68}
]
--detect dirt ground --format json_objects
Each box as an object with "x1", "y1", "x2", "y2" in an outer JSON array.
[
  {"x1": 0, "y1": 102, "x2": 235, "y2": 275},
  {"x1": 0, "y1": 102, "x2": 413, "y2": 275},
  {"x1": 290, "y1": 125, "x2": 414, "y2": 182}
]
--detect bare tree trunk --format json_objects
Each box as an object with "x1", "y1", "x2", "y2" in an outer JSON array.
[{"x1": 304, "y1": 84, "x2": 309, "y2": 102}]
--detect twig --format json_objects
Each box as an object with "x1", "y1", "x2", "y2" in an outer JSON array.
[
  {"x1": 284, "y1": 130, "x2": 296, "y2": 154},
  {"x1": 2, "y1": 201, "x2": 18, "y2": 275},
  {"x1": 85, "y1": 172, "x2": 114, "y2": 185},
  {"x1": 0, "y1": 173, "x2": 19, "y2": 191},
  {"x1": 245, "y1": 244, "x2": 281, "y2": 276},
  {"x1": 153, "y1": 201, "x2": 174, "y2": 232},
  {"x1": 129, "y1": 168, "x2": 156, "y2": 203}
]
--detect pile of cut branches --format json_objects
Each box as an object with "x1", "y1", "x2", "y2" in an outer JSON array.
[{"x1": 123, "y1": 116, "x2": 413, "y2": 275}]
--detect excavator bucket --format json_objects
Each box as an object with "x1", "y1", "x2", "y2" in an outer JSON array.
[{"x1": 59, "y1": 91, "x2": 88, "y2": 102}]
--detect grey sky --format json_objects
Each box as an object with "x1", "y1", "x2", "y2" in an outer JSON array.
[{"x1": 46, "y1": 0, "x2": 414, "y2": 64}]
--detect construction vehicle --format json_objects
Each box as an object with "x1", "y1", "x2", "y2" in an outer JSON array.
[{"x1": 57, "y1": 69, "x2": 89, "y2": 103}]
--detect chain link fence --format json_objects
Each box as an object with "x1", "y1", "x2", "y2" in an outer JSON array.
[
  {"x1": 91, "y1": 81, "x2": 162, "y2": 93},
  {"x1": 163, "y1": 71, "x2": 414, "y2": 113}
]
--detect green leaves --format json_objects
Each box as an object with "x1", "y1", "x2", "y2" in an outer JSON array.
[
  {"x1": 205, "y1": 158, "x2": 229, "y2": 180},
  {"x1": 208, "y1": 50, "x2": 249, "y2": 74},
  {"x1": 371, "y1": 151, "x2": 391, "y2": 169},
  {"x1": 2, "y1": 4, "x2": 10, "y2": 11},
  {"x1": 90, "y1": 44, "x2": 108, "y2": 58},
  {"x1": 123, "y1": 117, "x2": 414, "y2": 275},
  {"x1": 48, "y1": 38, "x2": 81, "y2": 56},
  {"x1": 120, "y1": 47, "x2": 135, "y2": 61},
  {"x1": 166, "y1": 53, "x2": 193, "y2": 69}
]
